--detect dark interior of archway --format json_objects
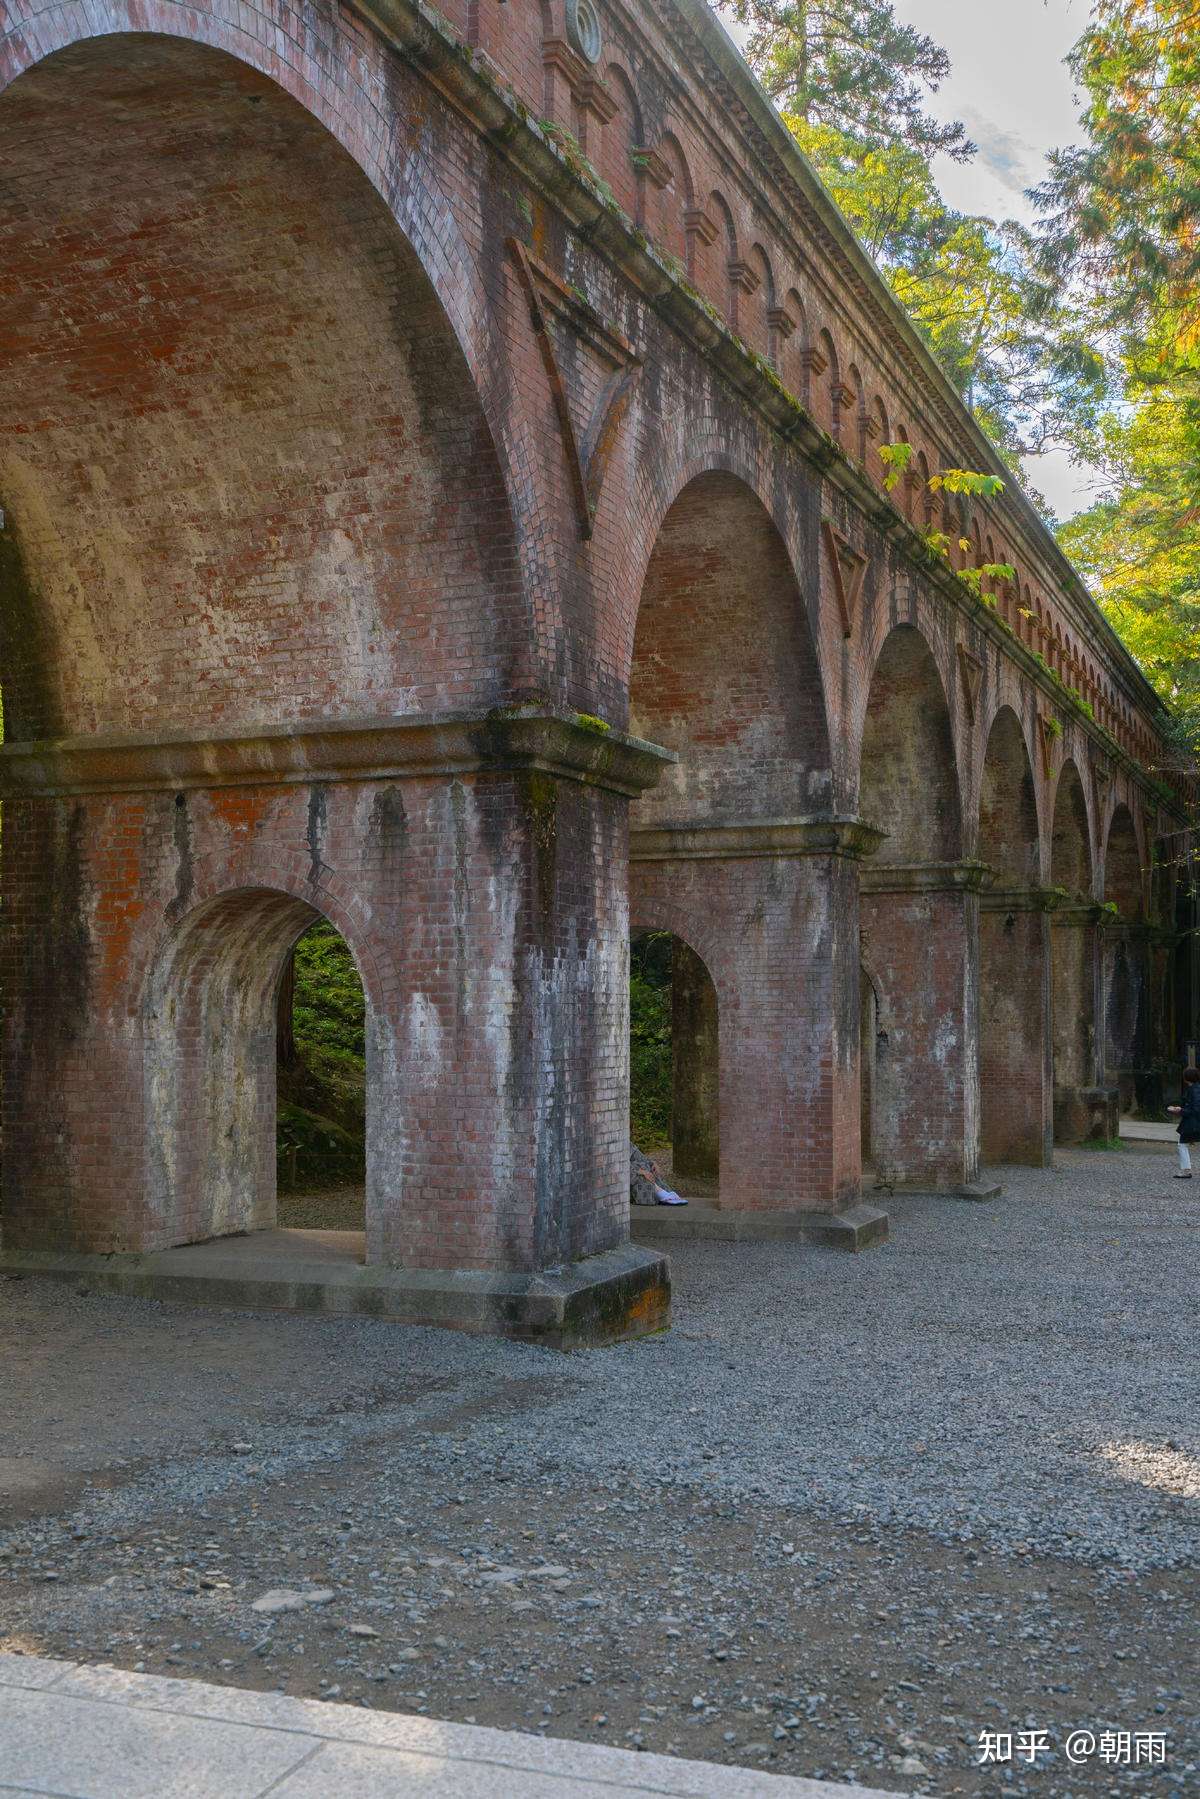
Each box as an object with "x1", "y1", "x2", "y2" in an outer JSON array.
[
  {"x1": 630, "y1": 931, "x2": 719, "y2": 1199},
  {"x1": 629, "y1": 472, "x2": 831, "y2": 824},
  {"x1": 978, "y1": 710, "x2": 1045, "y2": 1164},
  {"x1": 1050, "y1": 765, "x2": 1095, "y2": 1099},
  {"x1": 0, "y1": 34, "x2": 519, "y2": 743},
  {"x1": 275, "y1": 923, "x2": 367, "y2": 1232}
]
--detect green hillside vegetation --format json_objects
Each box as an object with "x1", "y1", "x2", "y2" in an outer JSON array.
[{"x1": 276, "y1": 921, "x2": 366, "y2": 1190}]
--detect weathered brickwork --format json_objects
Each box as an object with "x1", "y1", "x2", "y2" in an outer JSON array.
[{"x1": 0, "y1": 0, "x2": 1194, "y2": 1317}]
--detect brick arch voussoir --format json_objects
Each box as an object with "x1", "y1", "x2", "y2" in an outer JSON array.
[
  {"x1": 135, "y1": 860, "x2": 392, "y2": 1031},
  {"x1": 0, "y1": 1, "x2": 546, "y2": 674},
  {"x1": 629, "y1": 894, "x2": 728, "y2": 1016}
]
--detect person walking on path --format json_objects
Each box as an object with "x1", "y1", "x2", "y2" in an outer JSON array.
[{"x1": 1167, "y1": 1065, "x2": 1200, "y2": 1178}]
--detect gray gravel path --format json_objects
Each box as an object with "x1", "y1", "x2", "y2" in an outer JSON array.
[{"x1": 2, "y1": 1146, "x2": 1198, "y2": 1793}]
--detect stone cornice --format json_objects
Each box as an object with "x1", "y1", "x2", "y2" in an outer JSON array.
[
  {"x1": 860, "y1": 859, "x2": 994, "y2": 896},
  {"x1": 630, "y1": 816, "x2": 886, "y2": 862},
  {"x1": 0, "y1": 710, "x2": 675, "y2": 801}
]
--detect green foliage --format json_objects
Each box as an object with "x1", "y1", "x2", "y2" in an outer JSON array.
[
  {"x1": 930, "y1": 469, "x2": 1006, "y2": 500},
  {"x1": 630, "y1": 934, "x2": 672, "y2": 1146},
  {"x1": 278, "y1": 922, "x2": 366, "y2": 1189},
  {"x1": 1035, "y1": 1, "x2": 1200, "y2": 353},
  {"x1": 783, "y1": 120, "x2": 1107, "y2": 464},
  {"x1": 715, "y1": 0, "x2": 972, "y2": 161},
  {"x1": 877, "y1": 440, "x2": 912, "y2": 491}
]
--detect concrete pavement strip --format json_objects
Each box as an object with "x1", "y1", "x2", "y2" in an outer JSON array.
[{"x1": 0, "y1": 1652, "x2": 905, "y2": 1798}]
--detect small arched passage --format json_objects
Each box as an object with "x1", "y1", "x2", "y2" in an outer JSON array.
[
  {"x1": 977, "y1": 708, "x2": 1050, "y2": 1164},
  {"x1": 1050, "y1": 761, "x2": 1100, "y2": 1139},
  {"x1": 144, "y1": 890, "x2": 372, "y2": 1251},
  {"x1": 1103, "y1": 804, "x2": 1146, "y2": 1107},
  {"x1": 629, "y1": 928, "x2": 719, "y2": 1198},
  {"x1": 858, "y1": 626, "x2": 976, "y2": 1187}
]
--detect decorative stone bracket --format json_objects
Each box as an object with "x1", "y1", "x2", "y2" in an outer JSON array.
[
  {"x1": 956, "y1": 644, "x2": 984, "y2": 725},
  {"x1": 630, "y1": 815, "x2": 886, "y2": 863},
  {"x1": 822, "y1": 519, "x2": 868, "y2": 639},
  {"x1": 0, "y1": 709, "x2": 676, "y2": 801},
  {"x1": 508, "y1": 237, "x2": 641, "y2": 539},
  {"x1": 860, "y1": 859, "x2": 995, "y2": 896}
]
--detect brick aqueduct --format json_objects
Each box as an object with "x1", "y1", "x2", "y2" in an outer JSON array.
[{"x1": 0, "y1": 0, "x2": 1196, "y2": 1338}]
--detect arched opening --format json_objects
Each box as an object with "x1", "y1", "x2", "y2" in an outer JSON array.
[
  {"x1": 859, "y1": 626, "x2": 974, "y2": 1187},
  {"x1": 627, "y1": 474, "x2": 849, "y2": 1214},
  {"x1": 629, "y1": 929, "x2": 719, "y2": 1200},
  {"x1": 276, "y1": 922, "x2": 367, "y2": 1229},
  {"x1": 629, "y1": 472, "x2": 830, "y2": 822},
  {"x1": 0, "y1": 34, "x2": 520, "y2": 743},
  {"x1": 1103, "y1": 804, "x2": 1145, "y2": 1108},
  {"x1": 1050, "y1": 762, "x2": 1099, "y2": 1140},
  {"x1": 977, "y1": 709, "x2": 1048, "y2": 1164},
  {"x1": 144, "y1": 891, "x2": 371, "y2": 1252},
  {"x1": 0, "y1": 35, "x2": 521, "y2": 1260}
]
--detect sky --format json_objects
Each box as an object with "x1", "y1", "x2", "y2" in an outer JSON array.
[
  {"x1": 892, "y1": 0, "x2": 1095, "y2": 517},
  {"x1": 722, "y1": 0, "x2": 1099, "y2": 518}
]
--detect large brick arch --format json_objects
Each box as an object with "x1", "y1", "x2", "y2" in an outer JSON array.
[
  {"x1": 979, "y1": 705, "x2": 1042, "y2": 882},
  {"x1": 627, "y1": 465, "x2": 831, "y2": 823},
  {"x1": 1050, "y1": 758, "x2": 1096, "y2": 898},
  {"x1": 0, "y1": 15, "x2": 545, "y2": 727},
  {"x1": 858, "y1": 622, "x2": 963, "y2": 861}
]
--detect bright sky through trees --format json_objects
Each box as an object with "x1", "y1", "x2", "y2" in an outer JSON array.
[{"x1": 892, "y1": 1, "x2": 1095, "y2": 516}]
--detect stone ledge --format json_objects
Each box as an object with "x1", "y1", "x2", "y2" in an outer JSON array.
[
  {"x1": 0, "y1": 708, "x2": 675, "y2": 802},
  {"x1": 0, "y1": 1239, "x2": 671, "y2": 1350},
  {"x1": 629, "y1": 1202, "x2": 888, "y2": 1251},
  {"x1": 860, "y1": 859, "x2": 994, "y2": 896},
  {"x1": 630, "y1": 816, "x2": 887, "y2": 863}
]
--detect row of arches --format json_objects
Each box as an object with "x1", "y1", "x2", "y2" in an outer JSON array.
[{"x1": 0, "y1": 21, "x2": 1185, "y2": 1287}]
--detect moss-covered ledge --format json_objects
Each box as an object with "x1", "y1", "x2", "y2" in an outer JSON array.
[{"x1": 0, "y1": 708, "x2": 676, "y2": 800}]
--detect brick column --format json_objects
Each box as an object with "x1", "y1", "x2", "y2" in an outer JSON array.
[
  {"x1": 1051, "y1": 902, "x2": 1117, "y2": 1141},
  {"x1": 631, "y1": 818, "x2": 885, "y2": 1235},
  {"x1": 1100, "y1": 918, "x2": 1149, "y2": 1114},
  {"x1": 0, "y1": 711, "x2": 674, "y2": 1342},
  {"x1": 979, "y1": 885, "x2": 1056, "y2": 1167},
  {"x1": 859, "y1": 860, "x2": 991, "y2": 1191}
]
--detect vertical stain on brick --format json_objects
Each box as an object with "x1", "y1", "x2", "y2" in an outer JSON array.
[
  {"x1": 166, "y1": 793, "x2": 195, "y2": 926},
  {"x1": 0, "y1": 498, "x2": 63, "y2": 741},
  {"x1": 306, "y1": 784, "x2": 329, "y2": 890}
]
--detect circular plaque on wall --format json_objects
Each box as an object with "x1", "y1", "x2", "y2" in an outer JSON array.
[{"x1": 566, "y1": 0, "x2": 603, "y2": 64}]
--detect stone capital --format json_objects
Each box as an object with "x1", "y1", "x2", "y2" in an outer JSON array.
[
  {"x1": 0, "y1": 709, "x2": 676, "y2": 802},
  {"x1": 630, "y1": 815, "x2": 886, "y2": 863}
]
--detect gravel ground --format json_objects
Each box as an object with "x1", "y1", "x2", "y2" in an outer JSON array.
[{"x1": 1, "y1": 1146, "x2": 1198, "y2": 1794}]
